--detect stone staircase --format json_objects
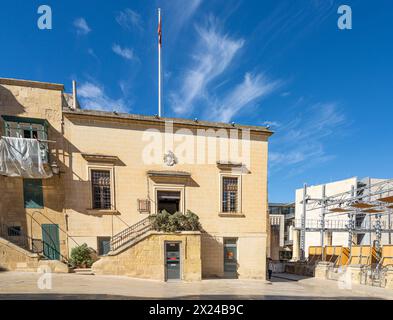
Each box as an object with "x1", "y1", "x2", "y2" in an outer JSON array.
[
  {"x1": 110, "y1": 216, "x2": 152, "y2": 253},
  {"x1": 0, "y1": 222, "x2": 71, "y2": 273}
]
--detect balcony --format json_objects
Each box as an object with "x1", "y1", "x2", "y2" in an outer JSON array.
[{"x1": 0, "y1": 116, "x2": 52, "y2": 178}]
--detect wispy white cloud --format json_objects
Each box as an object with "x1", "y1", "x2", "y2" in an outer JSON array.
[
  {"x1": 170, "y1": 20, "x2": 244, "y2": 115},
  {"x1": 115, "y1": 9, "x2": 143, "y2": 31},
  {"x1": 262, "y1": 120, "x2": 281, "y2": 128},
  {"x1": 112, "y1": 44, "x2": 135, "y2": 60},
  {"x1": 208, "y1": 73, "x2": 280, "y2": 122},
  {"x1": 73, "y1": 17, "x2": 91, "y2": 35},
  {"x1": 87, "y1": 48, "x2": 100, "y2": 63},
  {"x1": 269, "y1": 103, "x2": 347, "y2": 176},
  {"x1": 78, "y1": 81, "x2": 129, "y2": 113},
  {"x1": 170, "y1": 0, "x2": 202, "y2": 31}
]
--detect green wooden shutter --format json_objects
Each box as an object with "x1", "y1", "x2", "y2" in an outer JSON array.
[
  {"x1": 42, "y1": 224, "x2": 60, "y2": 260},
  {"x1": 23, "y1": 179, "x2": 44, "y2": 208}
]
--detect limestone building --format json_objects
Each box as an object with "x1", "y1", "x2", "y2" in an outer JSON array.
[{"x1": 0, "y1": 77, "x2": 272, "y2": 280}]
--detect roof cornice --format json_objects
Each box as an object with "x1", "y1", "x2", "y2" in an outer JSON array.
[{"x1": 62, "y1": 107, "x2": 274, "y2": 136}]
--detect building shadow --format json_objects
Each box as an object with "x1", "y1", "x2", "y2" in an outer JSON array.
[
  {"x1": 0, "y1": 85, "x2": 26, "y2": 114},
  {"x1": 0, "y1": 293, "x2": 384, "y2": 300}
]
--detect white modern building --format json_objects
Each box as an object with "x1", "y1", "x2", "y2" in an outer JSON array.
[{"x1": 293, "y1": 177, "x2": 392, "y2": 259}]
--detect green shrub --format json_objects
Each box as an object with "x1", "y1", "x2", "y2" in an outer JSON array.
[
  {"x1": 69, "y1": 243, "x2": 94, "y2": 268},
  {"x1": 184, "y1": 210, "x2": 202, "y2": 231},
  {"x1": 149, "y1": 210, "x2": 201, "y2": 232}
]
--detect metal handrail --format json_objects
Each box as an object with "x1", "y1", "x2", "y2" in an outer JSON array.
[
  {"x1": 0, "y1": 222, "x2": 71, "y2": 266},
  {"x1": 110, "y1": 217, "x2": 152, "y2": 251}
]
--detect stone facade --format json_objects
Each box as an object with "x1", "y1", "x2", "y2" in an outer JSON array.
[
  {"x1": 0, "y1": 79, "x2": 68, "y2": 258},
  {"x1": 0, "y1": 78, "x2": 272, "y2": 281},
  {"x1": 0, "y1": 237, "x2": 70, "y2": 273},
  {"x1": 92, "y1": 232, "x2": 201, "y2": 281},
  {"x1": 0, "y1": 237, "x2": 40, "y2": 271}
]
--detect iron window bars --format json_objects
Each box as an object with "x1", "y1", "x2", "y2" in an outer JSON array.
[
  {"x1": 91, "y1": 170, "x2": 112, "y2": 209},
  {"x1": 222, "y1": 177, "x2": 239, "y2": 213}
]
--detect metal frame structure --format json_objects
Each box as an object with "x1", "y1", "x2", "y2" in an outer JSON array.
[{"x1": 296, "y1": 178, "x2": 393, "y2": 261}]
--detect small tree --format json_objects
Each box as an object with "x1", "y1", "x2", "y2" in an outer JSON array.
[{"x1": 70, "y1": 243, "x2": 94, "y2": 268}]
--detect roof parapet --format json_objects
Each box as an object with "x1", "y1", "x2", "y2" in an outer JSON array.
[{"x1": 0, "y1": 77, "x2": 64, "y2": 91}]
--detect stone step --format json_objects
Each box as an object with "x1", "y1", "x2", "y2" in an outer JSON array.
[
  {"x1": 15, "y1": 262, "x2": 39, "y2": 272},
  {"x1": 73, "y1": 268, "x2": 94, "y2": 275},
  {"x1": 38, "y1": 260, "x2": 72, "y2": 273}
]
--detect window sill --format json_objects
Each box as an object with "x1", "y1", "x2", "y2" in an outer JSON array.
[
  {"x1": 218, "y1": 212, "x2": 245, "y2": 218},
  {"x1": 86, "y1": 209, "x2": 119, "y2": 215}
]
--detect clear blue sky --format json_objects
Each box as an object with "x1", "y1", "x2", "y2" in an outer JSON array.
[{"x1": 0, "y1": 0, "x2": 392, "y2": 202}]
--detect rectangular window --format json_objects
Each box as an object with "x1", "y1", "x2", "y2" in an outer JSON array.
[
  {"x1": 97, "y1": 237, "x2": 111, "y2": 256},
  {"x1": 91, "y1": 170, "x2": 111, "y2": 209},
  {"x1": 23, "y1": 129, "x2": 38, "y2": 139},
  {"x1": 222, "y1": 177, "x2": 238, "y2": 213},
  {"x1": 7, "y1": 226, "x2": 21, "y2": 237},
  {"x1": 23, "y1": 179, "x2": 44, "y2": 208}
]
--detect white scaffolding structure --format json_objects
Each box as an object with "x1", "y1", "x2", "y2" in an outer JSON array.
[{"x1": 296, "y1": 179, "x2": 393, "y2": 261}]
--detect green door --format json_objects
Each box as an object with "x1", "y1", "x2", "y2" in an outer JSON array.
[{"x1": 42, "y1": 224, "x2": 60, "y2": 260}]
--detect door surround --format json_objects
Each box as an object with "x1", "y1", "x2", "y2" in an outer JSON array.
[{"x1": 153, "y1": 184, "x2": 185, "y2": 214}]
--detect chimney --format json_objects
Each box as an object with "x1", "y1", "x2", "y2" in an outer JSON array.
[{"x1": 72, "y1": 80, "x2": 77, "y2": 109}]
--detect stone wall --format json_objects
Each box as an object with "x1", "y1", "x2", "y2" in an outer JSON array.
[
  {"x1": 0, "y1": 237, "x2": 40, "y2": 271},
  {"x1": 63, "y1": 113, "x2": 269, "y2": 280},
  {"x1": 0, "y1": 80, "x2": 68, "y2": 258},
  {"x1": 92, "y1": 231, "x2": 201, "y2": 281}
]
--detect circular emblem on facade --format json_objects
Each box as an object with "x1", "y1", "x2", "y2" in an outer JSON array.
[{"x1": 163, "y1": 151, "x2": 178, "y2": 167}]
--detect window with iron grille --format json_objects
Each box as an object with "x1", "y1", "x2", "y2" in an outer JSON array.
[
  {"x1": 222, "y1": 177, "x2": 238, "y2": 213},
  {"x1": 91, "y1": 170, "x2": 111, "y2": 209},
  {"x1": 7, "y1": 226, "x2": 21, "y2": 237}
]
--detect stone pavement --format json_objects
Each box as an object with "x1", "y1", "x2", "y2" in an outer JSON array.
[{"x1": 0, "y1": 272, "x2": 392, "y2": 300}]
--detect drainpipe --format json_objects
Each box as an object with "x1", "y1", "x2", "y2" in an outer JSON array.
[
  {"x1": 72, "y1": 80, "x2": 77, "y2": 109},
  {"x1": 300, "y1": 183, "x2": 307, "y2": 261},
  {"x1": 321, "y1": 185, "x2": 326, "y2": 261}
]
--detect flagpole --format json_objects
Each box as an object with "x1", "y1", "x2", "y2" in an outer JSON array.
[{"x1": 158, "y1": 8, "x2": 162, "y2": 117}]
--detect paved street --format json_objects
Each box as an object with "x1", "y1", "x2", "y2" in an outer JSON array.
[{"x1": 0, "y1": 272, "x2": 392, "y2": 300}]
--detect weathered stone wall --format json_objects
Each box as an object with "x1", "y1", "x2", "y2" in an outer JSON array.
[
  {"x1": 0, "y1": 80, "x2": 67, "y2": 258},
  {"x1": 0, "y1": 237, "x2": 40, "y2": 271},
  {"x1": 92, "y1": 232, "x2": 201, "y2": 281}
]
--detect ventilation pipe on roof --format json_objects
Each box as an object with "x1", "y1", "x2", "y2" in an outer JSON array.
[{"x1": 72, "y1": 80, "x2": 77, "y2": 109}]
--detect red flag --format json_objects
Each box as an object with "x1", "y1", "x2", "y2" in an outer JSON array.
[{"x1": 158, "y1": 16, "x2": 162, "y2": 47}]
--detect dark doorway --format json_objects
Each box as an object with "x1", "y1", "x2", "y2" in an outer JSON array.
[
  {"x1": 165, "y1": 242, "x2": 181, "y2": 280},
  {"x1": 157, "y1": 191, "x2": 181, "y2": 214},
  {"x1": 224, "y1": 238, "x2": 238, "y2": 278}
]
